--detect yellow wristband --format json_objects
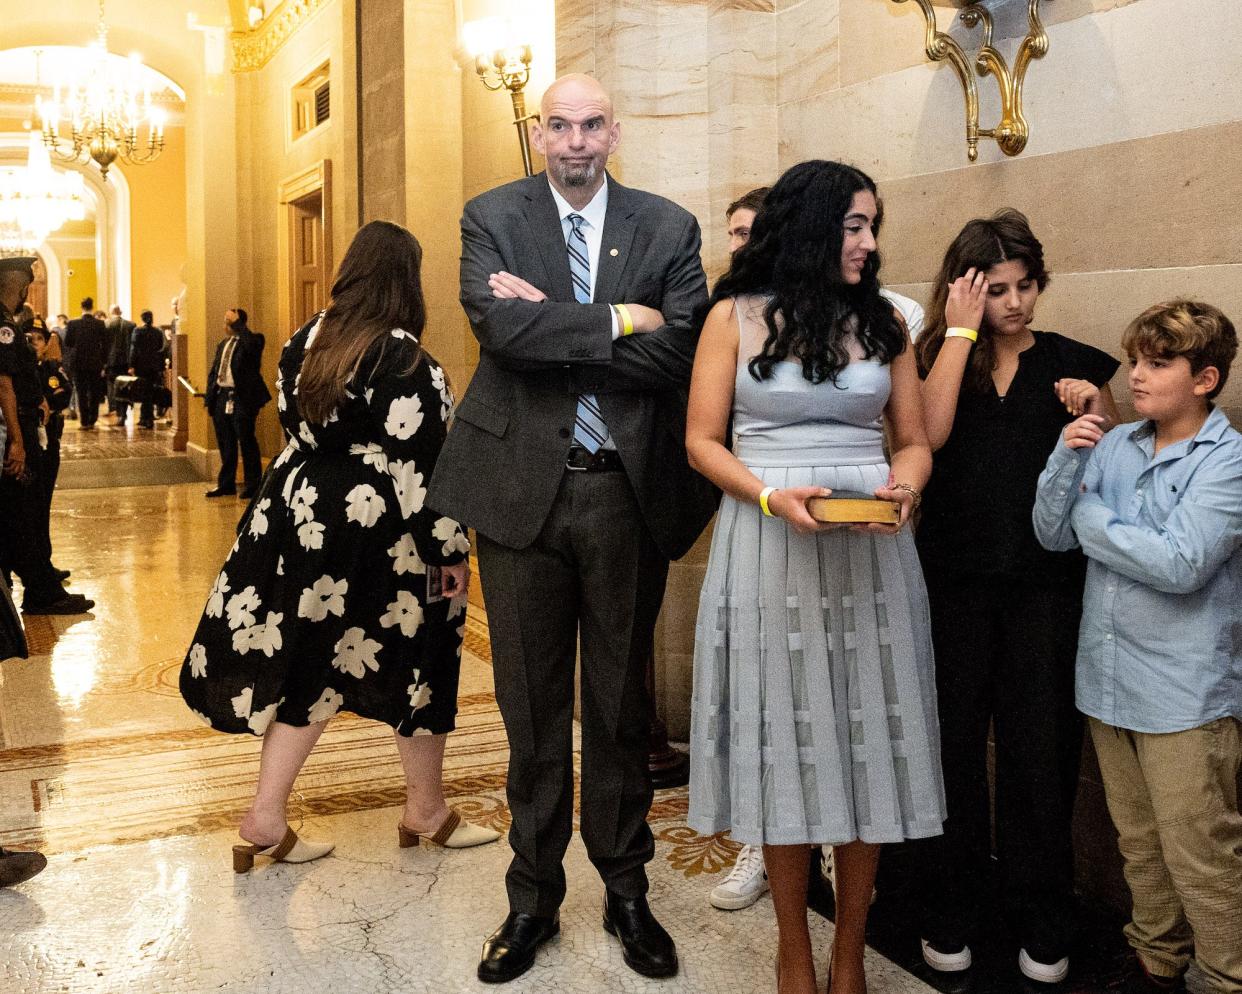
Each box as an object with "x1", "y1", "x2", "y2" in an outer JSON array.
[
  {"x1": 758, "y1": 486, "x2": 776, "y2": 517},
  {"x1": 615, "y1": 303, "x2": 635, "y2": 336},
  {"x1": 945, "y1": 326, "x2": 978, "y2": 343}
]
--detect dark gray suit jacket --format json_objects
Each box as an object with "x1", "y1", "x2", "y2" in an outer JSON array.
[{"x1": 427, "y1": 172, "x2": 718, "y2": 562}]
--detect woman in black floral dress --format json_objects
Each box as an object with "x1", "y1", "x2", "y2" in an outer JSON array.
[{"x1": 181, "y1": 221, "x2": 499, "y2": 871}]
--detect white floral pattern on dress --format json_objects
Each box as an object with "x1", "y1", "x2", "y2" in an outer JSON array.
[
  {"x1": 247, "y1": 698, "x2": 283, "y2": 735},
  {"x1": 349, "y1": 442, "x2": 389, "y2": 473},
  {"x1": 384, "y1": 393, "x2": 423, "y2": 440},
  {"x1": 297, "y1": 574, "x2": 348, "y2": 622},
  {"x1": 432, "y1": 517, "x2": 470, "y2": 557},
  {"x1": 387, "y1": 534, "x2": 426, "y2": 576},
  {"x1": 345, "y1": 483, "x2": 386, "y2": 527},
  {"x1": 206, "y1": 571, "x2": 230, "y2": 619},
  {"x1": 331, "y1": 627, "x2": 382, "y2": 679},
  {"x1": 429, "y1": 365, "x2": 453, "y2": 421},
  {"x1": 248, "y1": 498, "x2": 271, "y2": 539},
  {"x1": 380, "y1": 590, "x2": 424, "y2": 637},
  {"x1": 408, "y1": 668, "x2": 433, "y2": 711},
  {"x1": 225, "y1": 586, "x2": 261, "y2": 631},
  {"x1": 188, "y1": 643, "x2": 208, "y2": 678},
  {"x1": 291, "y1": 479, "x2": 318, "y2": 524},
  {"x1": 231, "y1": 686, "x2": 253, "y2": 720},
  {"x1": 297, "y1": 520, "x2": 326, "y2": 551},
  {"x1": 387, "y1": 459, "x2": 426, "y2": 519},
  {"x1": 232, "y1": 611, "x2": 284, "y2": 657},
  {"x1": 308, "y1": 688, "x2": 344, "y2": 722}
]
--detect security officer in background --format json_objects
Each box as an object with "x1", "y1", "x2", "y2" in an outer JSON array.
[{"x1": 0, "y1": 255, "x2": 94, "y2": 616}]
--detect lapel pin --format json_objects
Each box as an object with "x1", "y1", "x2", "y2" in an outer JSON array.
[{"x1": 609, "y1": 248, "x2": 619, "y2": 257}]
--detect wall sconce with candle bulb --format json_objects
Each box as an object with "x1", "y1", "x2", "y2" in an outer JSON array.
[
  {"x1": 892, "y1": 0, "x2": 1049, "y2": 162},
  {"x1": 463, "y1": 17, "x2": 541, "y2": 177}
]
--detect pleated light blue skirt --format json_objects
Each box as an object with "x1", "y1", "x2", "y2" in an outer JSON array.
[{"x1": 687, "y1": 446, "x2": 946, "y2": 847}]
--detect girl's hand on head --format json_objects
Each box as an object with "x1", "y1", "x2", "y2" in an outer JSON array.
[
  {"x1": 944, "y1": 267, "x2": 988, "y2": 334},
  {"x1": 1055, "y1": 378, "x2": 1102, "y2": 417},
  {"x1": 1063, "y1": 413, "x2": 1106, "y2": 450}
]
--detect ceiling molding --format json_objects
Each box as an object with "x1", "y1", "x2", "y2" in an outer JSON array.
[{"x1": 231, "y1": 0, "x2": 333, "y2": 73}]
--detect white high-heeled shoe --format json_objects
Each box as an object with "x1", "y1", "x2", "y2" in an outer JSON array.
[
  {"x1": 232, "y1": 827, "x2": 334, "y2": 873},
  {"x1": 398, "y1": 808, "x2": 501, "y2": 849}
]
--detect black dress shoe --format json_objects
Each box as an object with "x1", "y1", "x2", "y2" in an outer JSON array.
[
  {"x1": 54, "y1": 568, "x2": 71, "y2": 581},
  {"x1": 603, "y1": 891, "x2": 678, "y2": 978},
  {"x1": 205, "y1": 488, "x2": 237, "y2": 498},
  {"x1": 478, "y1": 911, "x2": 559, "y2": 984},
  {"x1": 0, "y1": 847, "x2": 47, "y2": 887},
  {"x1": 23, "y1": 593, "x2": 94, "y2": 615},
  {"x1": 239, "y1": 486, "x2": 259, "y2": 500}
]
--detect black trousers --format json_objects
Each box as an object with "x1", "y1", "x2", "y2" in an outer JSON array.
[
  {"x1": 74, "y1": 372, "x2": 103, "y2": 427},
  {"x1": 919, "y1": 575, "x2": 1084, "y2": 958},
  {"x1": 0, "y1": 422, "x2": 63, "y2": 606},
  {"x1": 107, "y1": 370, "x2": 129, "y2": 421},
  {"x1": 212, "y1": 393, "x2": 262, "y2": 492},
  {"x1": 477, "y1": 469, "x2": 668, "y2": 917},
  {"x1": 38, "y1": 416, "x2": 63, "y2": 563}
]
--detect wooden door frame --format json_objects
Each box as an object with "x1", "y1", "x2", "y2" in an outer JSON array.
[{"x1": 277, "y1": 159, "x2": 332, "y2": 339}]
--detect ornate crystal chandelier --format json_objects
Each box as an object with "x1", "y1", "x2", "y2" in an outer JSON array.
[
  {"x1": 0, "y1": 131, "x2": 87, "y2": 253},
  {"x1": 37, "y1": 1, "x2": 167, "y2": 179}
]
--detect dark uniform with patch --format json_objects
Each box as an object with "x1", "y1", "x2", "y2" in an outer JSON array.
[
  {"x1": 0, "y1": 258, "x2": 82, "y2": 612},
  {"x1": 37, "y1": 342, "x2": 71, "y2": 531}
]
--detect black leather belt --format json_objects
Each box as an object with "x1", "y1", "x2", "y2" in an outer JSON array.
[{"x1": 566, "y1": 446, "x2": 623, "y2": 472}]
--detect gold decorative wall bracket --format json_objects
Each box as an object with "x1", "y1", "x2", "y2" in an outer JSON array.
[{"x1": 893, "y1": 0, "x2": 1049, "y2": 161}]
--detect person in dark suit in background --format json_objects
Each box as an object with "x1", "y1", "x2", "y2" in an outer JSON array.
[
  {"x1": 427, "y1": 73, "x2": 718, "y2": 985},
  {"x1": 204, "y1": 307, "x2": 270, "y2": 499},
  {"x1": 105, "y1": 305, "x2": 136, "y2": 425},
  {"x1": 63, "y1": 297, "x2": 107, "y2": 429},
  {"x1": 129, "y1": 310, "x2": 164, "y2": 429}
]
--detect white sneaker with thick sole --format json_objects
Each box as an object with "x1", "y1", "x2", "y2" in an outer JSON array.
[
  {"x1": 921, "y1": 938, "x2": 973, "y2": 972},
  {"x1": 709, "y1": 844, "x2": 768, "y2": 910},
  {"x1": 1019, "y1": 948, "x2": 1069, "y2": 984}
]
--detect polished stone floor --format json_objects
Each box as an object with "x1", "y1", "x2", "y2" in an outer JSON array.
[{"x1": 0, "y1": 428, "x2": 939, "y2": 994}]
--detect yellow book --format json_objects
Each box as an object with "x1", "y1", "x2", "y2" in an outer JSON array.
[{"x1": 805, "y1": 490, "x2": 901, "y2": 525}]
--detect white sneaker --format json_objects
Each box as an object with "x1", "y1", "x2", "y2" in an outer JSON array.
[
  {"x1": 1019, "y1": 948, "x2": 1069, "y2": 984},
  {"x1": 709, "y1": 844, "x2": 768, "y2": 910},
  {"x1": 921, "y1": 938, "x2": 972, "y2": 972}
]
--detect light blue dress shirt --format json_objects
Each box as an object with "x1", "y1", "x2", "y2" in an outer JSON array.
[{"x1": 1032, "y1": 406, "x2": 1242, "y2": 733}]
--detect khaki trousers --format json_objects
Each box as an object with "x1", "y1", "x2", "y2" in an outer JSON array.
[{"x1": 1089, "y1": 716, "x2": 1242, "y2": 992}]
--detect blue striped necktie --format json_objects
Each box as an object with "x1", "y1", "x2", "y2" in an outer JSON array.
[{"x1": 566, "y1": 213, "x2": 610, "y2": 453}]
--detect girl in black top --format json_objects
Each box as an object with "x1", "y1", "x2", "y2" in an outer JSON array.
[{"x1": 913, "y1": 210, "x2": 1119, "y2": 985}]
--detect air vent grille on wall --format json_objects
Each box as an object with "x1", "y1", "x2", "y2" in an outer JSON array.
[
  {"x1": 314, "y1": 81, "x2": 329, "y2": 126},
  {"x1": 291, "y1": 61, "x2": 330, "y2": 141}
]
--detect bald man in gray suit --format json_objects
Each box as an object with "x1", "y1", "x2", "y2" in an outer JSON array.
[{"x1": 427, "y1": 75, "x2": 716, "y2": 983}]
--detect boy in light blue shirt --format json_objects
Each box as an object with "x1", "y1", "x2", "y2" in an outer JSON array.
[{"x1": 1033, "y1": 300, "x2": 1241, "y2": 994}]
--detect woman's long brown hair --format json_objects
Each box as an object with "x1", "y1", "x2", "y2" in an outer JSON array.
[
  {"x1": 914, "y1": 208, "x2": 1049, "y2": 392},
  {"x1": 297, "y1": 220, "x2": 426, "y2": 424}
]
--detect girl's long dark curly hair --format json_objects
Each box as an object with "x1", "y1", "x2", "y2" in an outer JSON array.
[
  {"x1": 704, "y1": 159, "x2": 906, "y2": 384},
  {"x1": 914, "y1": 208, "x2": 1050, "y2": 392}
]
